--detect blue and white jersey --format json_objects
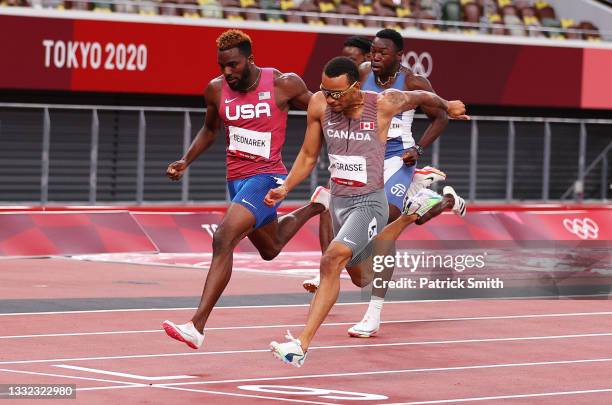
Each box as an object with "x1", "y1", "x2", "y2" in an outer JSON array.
[{"x1": 362, "y1": 68, "x2": 415, "y2": 159}]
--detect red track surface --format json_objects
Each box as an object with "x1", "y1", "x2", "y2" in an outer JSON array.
[{"x1": 1, "y1": 257, "x2": 612, "y2": 404}]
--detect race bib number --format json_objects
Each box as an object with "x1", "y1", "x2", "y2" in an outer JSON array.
[
  {"x1": 328, "y1": 154, "x2": 367, "y2": 187},
  {"x1": 228, "y1": 126, "x2": 271, "y2": 160}
]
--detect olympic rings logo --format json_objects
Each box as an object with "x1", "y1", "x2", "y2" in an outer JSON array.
[
  {"x1": 562, "y1": 218, "x2": 599, "y2": 240},
  {"x1": 401, "y1": 51, "x2": 433, "y2": 77}
]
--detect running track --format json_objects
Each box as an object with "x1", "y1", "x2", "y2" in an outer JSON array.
[{"x1": 1, "y1": 256, "x2": 612, "y2": 404}]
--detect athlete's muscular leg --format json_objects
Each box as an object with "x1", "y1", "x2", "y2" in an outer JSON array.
[
  {"x1": 247, "y1": 202, "x2": 326, "y2": 260},
  {"x1": 318, "y1": 209, "x2": 334, "y2": 253},
  {"x1": 191, "y1": 203, "x2": 255, "y2": 332},
  {"x1": 369, "y1": 203, "x2": 401, "y2": 298},
  {"x1": 348, "y1": 212, "x2": 421, "y2": 289},
  {"x1": 298, "y1": 242, "x2": 351, "y2": 349}
]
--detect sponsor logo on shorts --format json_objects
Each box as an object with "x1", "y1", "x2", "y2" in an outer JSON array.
[
  {"x1": 368, "y1": 218, "x2": 377, "y2": 241},
  {"x1": 390, "y1": 183, "x2": 407, "y2": 197},
  {"x1": 343, "y1": 237, "x2": 357, "y2": 245},
  {"x1": 241, "y1": 198, "x2": 257, "y2": 209},
  {"x1": 562, "y1": 218, "x2": 599, "y2": 240}
]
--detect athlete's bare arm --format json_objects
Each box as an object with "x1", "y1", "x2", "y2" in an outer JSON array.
[
  {"x1": 402, "y1": 73, "x2": 448, "y2": 165},
  {"x1": 274, "y1": 71, "x2": 313, "y2": 111},
  {"x1": 167, "y1": 79, "x2": 222, "y2": 180},
  {"x1": 378, "y1": 89, "x2": 468, "y2": 123},
  {"x1": 358, "y1": 62, "x2": 372, "y2": 84},
  {"x1": 264, "y1": 92, "x2": 325, "y2": 206}
]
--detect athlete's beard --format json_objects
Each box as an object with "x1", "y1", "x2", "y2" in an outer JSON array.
[
  {"x1": 232, "y1": 68, "x2": 252, "y2": 91},
  {"x1": 376, "y1": 61, "x2": 400, "y2": 83}
]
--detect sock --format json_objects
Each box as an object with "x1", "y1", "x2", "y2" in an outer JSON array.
[{"x1": 358, "y1": 296, "x2": 384, "y2": 330}]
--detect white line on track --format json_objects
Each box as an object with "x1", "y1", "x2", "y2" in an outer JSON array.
[
  {"x1": 156, "y1": 385, "x2": 337, "y2": 405},
  {"x1": 0, "y1": 368, "x2": 148, "y2": 388},
  {"x1": 54, "y1": 364, "x2": 196, "y2": 381},
  {"x1": 1, "y1": 332, "x2": 612, "y2": 365},
  {"x1": 1, "y1": 296, "x2": 610, "y2": 316},
  {"x1": 382, "y1": 387, "x2": 612, "y2": 404},
  {"x1": 0, "y1": 299, "x2": 463, "y2": 317},
  {"x1": 77, "y1": 385, "x2": 150, "y2": 392},
  {"x1": 1, "y1": 311, "x2": 612, "y2": 339},
  {"x1": 154, "y1": 357, "x2": 612, "y2": 387}
]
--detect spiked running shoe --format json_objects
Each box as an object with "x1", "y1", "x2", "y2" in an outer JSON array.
[
  {"x1": 270, "y1": 330, "x2": 307, "y2": 368},
  {"x1": 162, "y1": 320, "x2": 204, "y2": 350}
]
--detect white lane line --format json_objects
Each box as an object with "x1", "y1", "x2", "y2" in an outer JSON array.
[
  {"x1": 1, "y1": 294, "x2": 610, "y2": 317},
  {"x1": 156, "y1": 385, "x2": 337, "y2": 405},
  {"x1": 77, "y1": 385, "x2": 148, "y2": 392},
  {"x1": 2, "y1": 311, "x2": 612, "y2": 339},
  {"x1": 0, "y1": 299, "x2": 464, "y2": 317},
  {"x1": 382, "y1": 387, "x2": 612, "y2": 404},
  {"x1": 2, "y1": 332, "x2": 612, "y2": 365},
  {"x1": 0, "y1": 367, "x2": 147, "y2": 387},
  {"x1": 157, "y1": 357, "x2": 612, "y2": 387},
  {"x1": 53, "y1": 365, "x2": 196, "y2": 381}
]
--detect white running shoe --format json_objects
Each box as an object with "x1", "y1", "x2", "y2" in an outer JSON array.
[
  {"x1": 405, "y1": 166, "x2": 447, "y2": 199},
  {"x1": 162, "y1": 320, "x2": 204, "y2": 350},
  {"x1": 302, "y1": 274, "x2": 320, "y2": 293},
  {"x1": 347, "y1": 315, "x2": 380, "y2": 338},
  {"x1": 270, "y1": 330, "x2": 307, "y2": 368},
  {"x1": 402, "y1": 188, "x2": 443, "y2": 218},
  {"x1": 443, "y1": 186, "x2": 467, "y2": 217},
  {"x1": 310, "y1": 186, "x2": 330, "y2": 210}
]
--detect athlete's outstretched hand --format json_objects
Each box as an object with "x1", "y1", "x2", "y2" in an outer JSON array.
[
  {"x1": 447, "y1": 100, "x2": 470, "y2": 120},
  {"x1": 264, "y1": 185, "x2": 288, "y2": 207},
  {"x1": 167, "y1": 159, "x2": 187, "y2": 181},
  {"x1": 401, "y1": 148, "x2": 418, "y2": 167}
]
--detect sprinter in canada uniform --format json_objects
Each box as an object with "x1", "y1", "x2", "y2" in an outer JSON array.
[
  {"x1": 161, "y1": 30, "x2": 330, "y2": 350},
  {"x1": 304, "y1": 29, "x2": 468, "y2": 339},
  {"x1": 264, "y1": 57, "x2": 469, "y2": 367}
]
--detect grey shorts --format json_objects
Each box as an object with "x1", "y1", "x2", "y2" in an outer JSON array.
[{"x1": 330, "y1": 188, "x2": 389, "y2": 268}]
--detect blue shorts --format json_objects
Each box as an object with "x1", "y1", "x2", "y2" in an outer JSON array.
[
  {"x1": 227, "y1": 173, "x2": 287, "y2": 229},
  {"x1": 383, "y1": 155, "x2": 416, "y2": 210}
]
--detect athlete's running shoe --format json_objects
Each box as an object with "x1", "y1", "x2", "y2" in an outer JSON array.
[
  {"x1": 347, "y1": 315, "x2": 380, "y2": 338},
  {"x1": 402, "y1": 188, "x2": 443, "y2": 218},
  {"x1": 310, "y1": 186, "x2": 330, "y2": 210},
  {"x1": 443, "y1": 186, "x2": 467, "y2": 217},
  {"x1": 302, "y1": 274, "x2": 320, "y2": 293},
  {"x1": 405, "y1": 166, "x2": 447, "y2": 199},
  {"x1": 270, "y1": 330, "x2": 307, "y2": 368},
  {"x1": 162, "y1": 320, "x2": 204, "y2": 350}
]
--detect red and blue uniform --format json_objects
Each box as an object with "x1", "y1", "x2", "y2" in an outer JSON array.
[{"x1": 219, "y1": 68, "x2": 288, "y2": 228}]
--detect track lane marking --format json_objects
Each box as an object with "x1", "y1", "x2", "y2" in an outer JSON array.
[{"x1": 2, "y1": 332, "x2": 612, "y2": 365}]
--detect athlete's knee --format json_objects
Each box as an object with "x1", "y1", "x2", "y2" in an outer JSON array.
[
  {"x1": 258, "y1": 246, "x2": 280, "y2": 261},
  {"x1": 320, "y1": 247, "x2": 349, "y2": 278},
  {"x1": 212, "y1": 227, "x2": 241, "y2": 254}
]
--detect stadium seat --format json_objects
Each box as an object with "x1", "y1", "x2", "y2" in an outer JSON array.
[
  {"x1": 138, "y1": 0, "x2": 159, "y2": 15},
  {"x1": 113, "y1": 1, "x2": 139, "y2": 13},
  {"x1": 199, "y1": 0, "x2": 223, "y2": 18},
  {"x1": 579, "y1": 21, "x2": 600, "y2": 41},
  {"x1": 488, "y1": 13, "x2": 505, "y2": 35},
  {"x1": 159, "y1": 0, "x2": 180, "y2": 16},
  {"x1": 64, "y1": 0, "x2": 91, "y2": 10},
  {"x1": 463, "y1": 1, "x2": 480, "y2": 24}
]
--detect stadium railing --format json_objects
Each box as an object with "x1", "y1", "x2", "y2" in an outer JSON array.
[{"x1": 0, "y1": 102, "x2": 610, "y2": 205}]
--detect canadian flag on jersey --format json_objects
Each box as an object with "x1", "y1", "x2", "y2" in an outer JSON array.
[{"x1": 360, "y1": 121, "x2": 375, "y2": 130}]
